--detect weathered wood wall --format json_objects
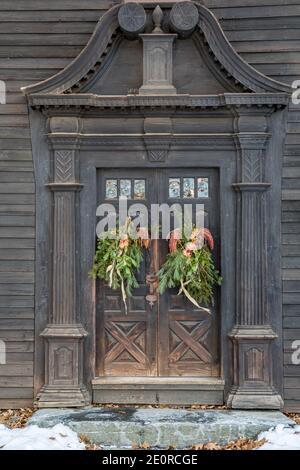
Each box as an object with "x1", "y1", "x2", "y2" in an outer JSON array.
[{"x1": 0, "y1": 0, "x2": 299, "y2": 410}]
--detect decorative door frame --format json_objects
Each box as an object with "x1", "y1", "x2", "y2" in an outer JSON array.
[{"x1": 22, "y1": 1, "x2": 291, "y2": 408}]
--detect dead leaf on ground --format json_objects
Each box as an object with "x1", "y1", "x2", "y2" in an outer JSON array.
[
  {"x1": 94, "y1": 403, "x2": 228, "y2": 411},
  {"x1": 0, "y1": 408, "x2": 35, "y2": 429},
  {"x1": 140, "y1": 441, "x2": 150, "y2": 449},
  {"x1": 79, "y1": 433, "x2": 101, "y2": 451},
  {"x1": 286, "y1": 413, "x2": 300, "y2": 425},
  {"x1": 190, "y1": 438, "x2": 266, "y2": 451}
]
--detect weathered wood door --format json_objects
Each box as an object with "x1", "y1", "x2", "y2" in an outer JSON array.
[{"x1": 96, "y1": 168, "x2": 220, "y2": 377}]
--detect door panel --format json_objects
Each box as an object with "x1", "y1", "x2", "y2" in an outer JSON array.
[
  {"x1": 159, "y1": 169, "x2": 220, "y2": 376},
  {"x1": 96, "y1": 168, "x2": 220, "y2": 378},
  {"x1": 96, "y1": 169, "x2": 157, "y2": 376}
]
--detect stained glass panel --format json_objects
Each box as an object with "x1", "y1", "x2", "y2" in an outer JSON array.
[
  {"x1": 183, "y1": 177, "x2": 195, "y2": 198},
  {"x1": 134, "y1": 179, "x2": 146, "y2": 199},
  {"x1": 120, "y1": 179, "x2": 131, "y2": 198},
  {"x1": 197, "y1": 178, "x2": 209, "y2": 198},
  {"x1": 105, "y1": 179, "x2": 118, "y2": 199},
  {"x1": 169, "y1": 178, "x2": 181, "y2": 198}
]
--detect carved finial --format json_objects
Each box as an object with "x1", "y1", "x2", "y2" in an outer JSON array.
[{"x1": 152, "y1": 5, "x2": 163, "y2": 33}]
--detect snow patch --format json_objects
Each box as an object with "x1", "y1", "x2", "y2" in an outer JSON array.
[
  {"x1": 0, "y1": 423, "x2": 85, "y2": 450},
  {"x1": 258, "y1": 424, "x2": 300, "y2": 450}
]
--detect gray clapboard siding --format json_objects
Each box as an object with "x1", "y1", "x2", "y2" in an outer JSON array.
[
  {"x1": 208, "y1": 5, "x2": 300, "y2": 18},
  {"x1": 0, "y1": 330, "x2": 34, "y2": 341},
  {"x1": 6, "y1": 353, "x2": 34, "y2": 362},
  {"x1": 0, "y1": 228, "x2": 35, "y2": 239},
  {"x1": 0, "y1": 105, "x2": 28, "y2": 115},
  {"x1": 284, "y1": 365, "x2": 300, "y2": 376},
  {"x1": 284, "y1": 329, "x2": 300, "y2": 340},
  {"x1": 0, "y1": 216, "x2": 35, "y2": 226},
  {"x1": 0, "y1": 308, "x2": 34, "y2": 319},
  {"x1": 4, "y1": 342, "x2": 34, "y2": 353},
  {"x1": 0, "y1": 377, "x2": 33, "y2": 387},
  {"x1": 0, "y1": 59, "x2": 71, "y2": 69},
  {"x1": 283, "y1": 293, "x2": 300, "y2": 304},
  {"x1": 0, "y1": 11, "x2": 102, "y2": 22},
  {"x1": 0, "y1": 240, "x2": 35, "y2": 250},
  {"x1": 283, "y1": 281, "x2": 300, "y2": 292},
  {"x1": 206, "y1": 0, "x2": 300, "y2": 6},
  {"x1": 0, "y1": 364, "x2": 33, "y2": 376},
  {"x1": 0, "y1": 22, "x2": 96, "y2": 34},
  {"x1": 0, "y1": 205, "x2": 34, "y2": 214},
  {"x1": 0, "y1": 140, "x2": 32, "y2": 150},
  {"x1": 283, "y1": 270, "x2": 300, "y2": 280},
  {"x1": 220, "y1": 17, "x2": 300, "y2": 31},
  {"x1": 284, "y1": 317, "x2": 300, "y2": 328},
  {"x1": 284, "y1": 305, "x2": 300, "y2": 316},
  {"x1": 0, "y1": 171, "x2": 34, "y2": 182},
  {"x1": 0, "y1": 34, "x2": 91, "y2": 47},
  {"x1": 283, "y1": 168, "x2": 300, "y2": 178},
  {"x1": 227, "y1": 30, "x2": 300, "y2": 41},
  {"x1": 282, "y1": 211, "x2": 300, "y2": 221},
  {"x1": 282, "y1": 190, "x2": 300, "y2": 200},
  {"x1": 0, "y1": 0, "x2": 112, "y2": 9},
  {"x1": 0, "y1": 284, "x2": 34, "y2": 295},
  {"x1": 0, "y1": 150, "x2": 32, "y2": 160},
  {"x1": 0, "y1": 194, "x2": 34, "y2": 205},
  {"x1": 233, "y1": 42, "x2": 300, "y2": 53},
  {"x1": 243, "y1": 52, "x2": 300, "y2": 65},
  {"x1": 0, "y1": 116, "x2": 29, "y2": 126},
  {"x1": 282, "y1": 246, "x2": 300, "y2": 256},
  {"x1": 0, "y1": 69, "x2": 61, "y2": 80},
  {"x1": 0, "y1": 387, "x2": 33, "y2": 398},
  {"x1": 0, "y1": 46, "x2": 83, "y2": 59}
]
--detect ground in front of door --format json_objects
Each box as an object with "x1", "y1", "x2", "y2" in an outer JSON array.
[
  {"x1": 26, "y1": 408, "x2": 297, "y2": 449},
  {"x1": 1, "y1": 407, "x2": 300, "y2": 450}
]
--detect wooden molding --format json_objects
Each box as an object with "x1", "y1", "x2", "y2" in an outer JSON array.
[{"x1": 21, "y1": 2, "x2": 291, "y2": 97}]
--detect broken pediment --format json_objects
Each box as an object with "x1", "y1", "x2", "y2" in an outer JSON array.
[{"x1": 22, "y1": 1, "x2": 291, "y2": 105}]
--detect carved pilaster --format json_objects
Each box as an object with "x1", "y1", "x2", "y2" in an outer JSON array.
[
  {"x1": 227, "y1": 114, "x2": 283, "y2": 409},
  {"x1": 36, "y1": 117, "x2": 88, "y2": 408},
  {"x1": 52, "y1": 191, "x2": 76, "y2": 325}
]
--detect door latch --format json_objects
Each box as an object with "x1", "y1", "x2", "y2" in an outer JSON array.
[{"x1": 146, "y1": 273, "x2": 158, "y2": 308}]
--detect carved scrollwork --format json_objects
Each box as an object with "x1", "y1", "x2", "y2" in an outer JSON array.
[
  {"x1": 148, "y1": 150, "x2": 168, "y2": 162},
  {"x1": 170, "y1": 1, "x2": 199, "y2": 36},
  {"x1": 118, "y1": 2, "x2": 146, "y2": 35}
]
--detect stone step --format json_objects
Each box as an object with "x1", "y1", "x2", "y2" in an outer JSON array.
[{"x1": 28, "y1": 407, "x2": 293, "y2": 449}]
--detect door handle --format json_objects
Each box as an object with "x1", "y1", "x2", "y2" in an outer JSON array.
[
  {"x1": 146, "y1": 273, "x2": 158, "y2": 307},
  {"x1": 146, "y1": 239, "x2": 159, "y2": 308}
]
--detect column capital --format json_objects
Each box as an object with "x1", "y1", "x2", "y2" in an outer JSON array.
[
  {"x1": 234, "y1": 133, "x2": 270, "y2": 151},
  {"x1": 232, "y1": 182, "x2": 271, "y2": 192}
]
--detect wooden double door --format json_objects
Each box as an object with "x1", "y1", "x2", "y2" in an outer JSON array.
[{"x1": 96, "y1": 168, "x2": 220, "y2": 378}]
